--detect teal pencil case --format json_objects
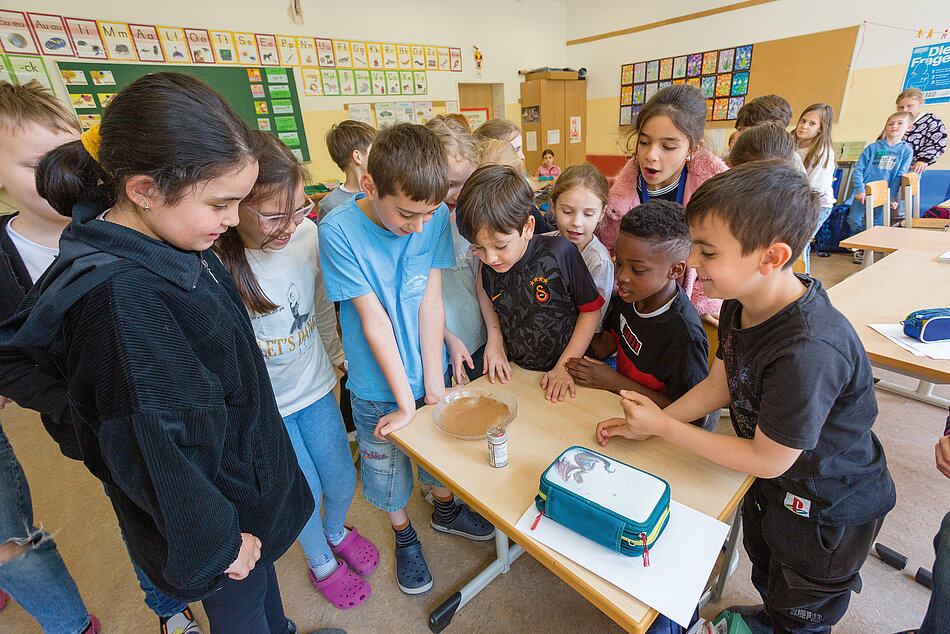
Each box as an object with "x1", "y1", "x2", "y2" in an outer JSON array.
[
  {"x1": 532, "y1": 446, "x2": 671, "y2": 565},
  {"x1": 902, "y1": 308, "x2": 950, "y2": 343}
]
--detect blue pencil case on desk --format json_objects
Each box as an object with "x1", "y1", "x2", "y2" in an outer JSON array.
[
  {"x1": 533, "y1": 446, "x2": 670, "y2": 563},
  {"x1": 902, "y1": 308, "x2": 950, "y2": 343}
]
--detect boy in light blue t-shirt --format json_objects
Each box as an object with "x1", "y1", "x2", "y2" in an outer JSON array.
[
  {"x1": 848, "y1": 111, "x2": 914, "y2": 233},
  {"x1": 319, "y1": 124, "x2": 494, "y2": 597}
]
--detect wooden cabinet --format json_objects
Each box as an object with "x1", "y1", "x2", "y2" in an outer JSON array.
[{"x1": 520, "y1": 77, "x2": 586, "y2": 175}]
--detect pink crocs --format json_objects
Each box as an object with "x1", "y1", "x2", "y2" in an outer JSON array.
[
  {"x1": 309, "y1": 560, "x2": 371, "y2": 610},
  {"x1": 330, "y1": 526, "x2": 379, "y2": 576}
]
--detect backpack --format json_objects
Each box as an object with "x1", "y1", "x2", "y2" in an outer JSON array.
[{"x1": 814, "y1": 205, "x2": 853, "y2": 254}]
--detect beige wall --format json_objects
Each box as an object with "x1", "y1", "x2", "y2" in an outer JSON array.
[{"x1": 567, "y1": 1, "x2": 950, "y2": 170}]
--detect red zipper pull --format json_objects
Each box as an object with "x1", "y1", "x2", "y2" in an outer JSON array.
[
  {"x1": 531, "y1": 509, "x2": 544, "y2": 530},
  {"x1": 640, "y1": 532, "x2": 650, "y2": 567}
]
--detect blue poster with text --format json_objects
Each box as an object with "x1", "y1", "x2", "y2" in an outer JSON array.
[{"x1": 903, "y1": 43, "x2": 950, "y2": 104}]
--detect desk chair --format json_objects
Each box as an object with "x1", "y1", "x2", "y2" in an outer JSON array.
[
  {"x1": 862, "y1": 180, "x2": 889, "y2": 268},
  {"x1": 901, "y1": 172, "x2": 920, "y2": 228}
]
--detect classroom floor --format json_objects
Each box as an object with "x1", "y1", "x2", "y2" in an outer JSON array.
[{"x1": 0, "y1": 252, "x2": 945, "y2": 633}]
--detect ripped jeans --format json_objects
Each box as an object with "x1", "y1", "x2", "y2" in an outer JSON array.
[{"x1": 0, "y1": 422, "x2": 93, "y2": 634}]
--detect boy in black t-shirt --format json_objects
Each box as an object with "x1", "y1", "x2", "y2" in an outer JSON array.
[
  {"x1": 567, "y1": 200, "x2": 711, "y2": 428},
  {"x1": 455, "y1": 165, "x2": 604, "y2": 402},
  {"x1": 597, "y1": 160, "x2": 896, "y2": 633}
]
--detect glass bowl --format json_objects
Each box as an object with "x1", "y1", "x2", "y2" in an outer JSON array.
[{"x1": 431, "y1": 387, "x2": 518, "y2": 440}]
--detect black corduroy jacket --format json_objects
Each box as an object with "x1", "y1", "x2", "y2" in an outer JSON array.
[{"x1": 0, "y1": 202, "x2": 313, "y2": 601}]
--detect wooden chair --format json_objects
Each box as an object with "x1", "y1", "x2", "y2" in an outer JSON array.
[
  {"x1": 901, "y1": 172, "x2": 919, "y2": 228},
  {"x1": 862, "y1": 180, "x2": 889, "y2": 268}
]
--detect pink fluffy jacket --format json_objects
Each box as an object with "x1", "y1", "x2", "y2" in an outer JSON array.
[{"x1": 597, "y1": 149, "x2": 728, "y2": 316}]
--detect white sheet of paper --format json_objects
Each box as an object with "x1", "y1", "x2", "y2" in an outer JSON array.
[
  {"x1": 347, "y1": 103, "x2": 374, "y2": 127},
  {"x1": 547, "y1": 129, "x2": 560, "y2": 145},
  {"x1": 525, "y1": 131, "x2": 538, "y2": 152},
  {"x1": 445, "y1": 100, "x2": 459, "y2": 114},
  {"x1": 515, "y1": 501, "x2": 729, "y2": 627},
  {"x1": 869, "y1": 324, "x2": 950, "y2": 359}
]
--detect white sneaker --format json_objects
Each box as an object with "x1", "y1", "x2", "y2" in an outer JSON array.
[{"x1": 161, "y1": 608, "x2": 202, "y2": 634}]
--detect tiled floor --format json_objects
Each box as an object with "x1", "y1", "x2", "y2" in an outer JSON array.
[{"x1": 0, "y1": 252, "x2": 945, "y2": 633}]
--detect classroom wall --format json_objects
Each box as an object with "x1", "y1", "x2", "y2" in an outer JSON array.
[
  {"x1": 21, "y1": 0, "x2": 567, "y2": 182},
  {"x1": 567, "y1": 0, "x2": 950, "y2": 171}
]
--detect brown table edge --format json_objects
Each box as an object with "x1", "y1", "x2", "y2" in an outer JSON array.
[
  {"x1": 388, "y1": 431, "x2": 757, "y2": 633},
  {"x1": 837, "y1": 238, "x2": 897, "y2": 252}
]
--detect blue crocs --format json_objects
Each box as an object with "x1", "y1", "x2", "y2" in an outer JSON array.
[
  {"x1": 394, "y1": 542, "x2": 433, "y2": 595},
  {"x1": 430, "y1": 503, "x2": 495, "y2": 541}
]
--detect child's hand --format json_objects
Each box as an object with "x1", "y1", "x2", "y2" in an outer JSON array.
[
  {"x1": 596, "y1": 390, "x2": 668, "y2": 444},
  {"x1": 0, "y1": 396, "x2": 12, "y2": 410},
  {"x1": 565, "y1": 356, "x2": 619, "y2": 391},
  {"x1": 446, "y1": 336, "x2": 475, "y2": 386},
  {"x1": 541, "y1": 364, "x2": 576, "y2": 402},
  {"x1": 854, "y1": 192, "x2": 866, "y2": 203},
  {"x1": 913, "y1": 161, "x2": 928, "y2": 175},
  {"x1": 375, "y1": 404, "x2": 416, "y2": 439},
  {"x1": 224, "y1": 533, "x2": 262, "y2": 580},
  {"x1": 424, "y1": 381, "x2": 447, "y2": 406},
  {"x1": 890, "y1": 201, "x2": 899, "y2": 210},
  {"x1": 483, "y1": 339, "x2": 511, "y2": 384},
  {"x1": 937, "y1": 435, "x2": 950, "y2": 479},
  {"x1": 595, "y1": 417, "x2": 652, "y2": 445},
  {"x1": 702, "y1": 312, "x2": 720, "y2": 327}
]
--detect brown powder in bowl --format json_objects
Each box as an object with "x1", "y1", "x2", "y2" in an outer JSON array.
[{"x1": 440, "y1": 396, "x2": 510, "y2": 436}]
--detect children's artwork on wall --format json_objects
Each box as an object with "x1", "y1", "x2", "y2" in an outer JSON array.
[
  {"x1": 382, "y1": 43, "x2": 398, "y2": 69},
  {"x1": 731, "y1": 71, "x2": 749, "y2": 95},
  {"x1": 620, "y1": 85, "x2": 632, "y2": 106},
  {"x1": 78, "y1": 113, "x2": 100, "y2": 129},
  {"x1": 370, "y1": 69, "x2": 386, "y2": 95},
  {"x1": 686, "y1": 77, "x2": 701, "y2": 89},
  {"x1": 717, "y1": 48, "x2": 734, "y2": 74},
  {"x1": 159, "y1": 26, "x2": 190, "y2": 63},
  {"x1": 300, "y1": 67, "x2": 322, "y2": 96},
  {"x1": 712, "y1": 98, "x2": 729, "y2": 120},
  {"x1": 646, "y1": 60, "x2": 659, "y2": 82},
  {"x1": 686, "y1": 53, "x2": 702, "y2": 77},
  {"x1": 411, "y1": 45, "x2": 424, "y2": 68},
  {"x1": 715, "y1": 73, "x2": 731, "y2": 97},
  {"x1": 633, "y1": 62, "x2": 645, "y2": 83},
  {"x1": 60, "y1": 68, "x2": 87, "y2": 84},
  {"x1": 247, "y1": 68, "x2": 261, "y2": 82},
  {"x1": 332, "y1": 40, "x2": 351, "y2": 67},
  {"x1": 386, "y1": 70, "x2": 400, "y2": 95},
  {"x1": 0, "y1": 10, "x2": 39, "y2": 55},
  {"x1": 97, "y1": 92, "x2": 117, "y2": 107},
  {"x1": 735, "y1": 45, "x2": 752, "y2": 70},
  {"x1": 658, "y1": 80, "x2": 671, "y2": 90},
  {"x1": 672, "y1": 56, "x2": 687, "y2": 79},
  {"x1": 701, "y1": 51, "x2": 717, "y2": 74},
  {"x1": 633, "y1": 84, "x2": 645, "y2": 104},
  {"x1": 619, "y1": 105, "x2": 632, "y2": 126},
  {"x1": 276, "y1": 35, "x2": 297, "y2": 66},
  {"x1": 672, "y1": 79, "x2": 685, "y2": 85},
  {"x1": 398, "y1": 44, "x2": 412, "y2": 68},
  {"x1": 449, "y1": 47, "x2": 461, "y2": 71},
  {"x1": 65, "y1": 18, "x2": 107, "y2": 59},
  {"x1": 727, "y1": 96, "x2": 745, "y2": 119},
  {"x1": 210, "y1": 31, "x2": 238, "y2": 64},
  {"x1": 256, "y1": 34, "x2": 279, "y2": 66},
  {"x1": 705, "y1": 99, "x2": 713, "y2": 121},
  {"x1": 659, "y1": 58, "x2": 672, "y2": 81},
  {"x1": 437, "y1": 46, "x2": 449, "y2": 71},
  {"x1": 350, "y1": 42, "x2": 367, "y2": 68},
  {"x1": 400, "y1": 70, "x2": 413, "y2": 94},
  {"x1": 321, "y1": 68, "x2": 340, "y2": 95},
  {"x1": 355, "y1": 69, "x2": 371, "y2": 96},
  {"x1": 338, "y1": 69, "x2": 355, "y2": 96},
  {"x1": 89, "y1": 69, "x2": 115, "y2": 85},
  {"x1": 129, "y1": 24, "x2": 164, "y2": 62},
  {"x1": 71, "y1": 92, "x2": 96, "y2": 108},
  {"x1": 315, "y1": 39, "x2": 334, "y2": 67},
  {"x1": 367, "y1": 42, "x2": 383, "y2": 69},
  {"x1": 185, "y1": 28, "x2": 214, "y2": 64},
  {"x1": 28, "y1": 13, "x2": 74, "y2": 57},
  {"x1": 621, "y1": 64, "x2": 633, "y2": 85},
  {"x1": 700, "y1": 75, "x2": 715, "y2": 98},
  {"x1": 296, "y1": 36, "x2": 316, "y2": 65},
  {"x1": 233, "y1": 32, "x2": 259, "y2": 64},
  {"x1": 645, "y1": 82, "x2": 658, "y2": 101}
]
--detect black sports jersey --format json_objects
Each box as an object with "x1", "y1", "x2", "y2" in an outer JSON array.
[
  {"x1": 604, "y1": 288, "x2": 708, "y2": 401},
  {"x1": 482, "y1": 234, "x2": 604, "y2": 371}
]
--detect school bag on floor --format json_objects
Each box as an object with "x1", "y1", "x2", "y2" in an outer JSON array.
[{"x1": 814, "y1": 205, "x2": 853, "y2": 254}]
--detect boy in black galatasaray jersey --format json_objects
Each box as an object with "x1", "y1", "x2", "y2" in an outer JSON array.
[
  {"x1": 596, "y1": 161, "x2": 895, "y2": 633},
  {"x1": 567, "y1": 200, "x2": 711, "y2": 429},
  {"x1": 455, "y1": 165, "x2": 604, "y2": 402}
]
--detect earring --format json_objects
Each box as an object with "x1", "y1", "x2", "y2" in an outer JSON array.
[{"x1": 143, "y1": 202, "x2": 149, "y2": 212}]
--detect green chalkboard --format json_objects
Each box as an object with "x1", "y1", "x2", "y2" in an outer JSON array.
[{"x1": 56, "y1": 61, "x2": 309, "y2": 162}]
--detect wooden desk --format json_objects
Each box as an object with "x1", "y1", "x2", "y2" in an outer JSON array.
[
  {"x1": 390, "y1": 368, "x2": 753, "y2": 633},
  {"x1": 827, "y1": 250, "x2": 950, "y2": 405},
  {"x1": 938, "y1": 198, "x2": 950, "y2": 209},
  {"x1": 840, "y1": 226, "x2": 950, "y2": 254}
]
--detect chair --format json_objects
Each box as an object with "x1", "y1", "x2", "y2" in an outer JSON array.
[
  {"x1": 862, "y1": 180, "x2": 889, "y2": 268},
  {"x1": 902, "y1": 172, "x2": 920, "y2": 229}
]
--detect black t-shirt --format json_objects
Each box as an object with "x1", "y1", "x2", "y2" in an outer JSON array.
[
  {"x1": 482, "y1": 234, "x2": 604, "y2": 371},
  {"x1": 604, "y1": 288, "x2": 708, "y2": 402},
  {"x1": 716, "y1": 275, "x2": 895, "y2": 524}
]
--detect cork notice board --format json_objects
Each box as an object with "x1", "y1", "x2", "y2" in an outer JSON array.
[{"x1": 706, "y1": 25, "x2": 859, "y2": 128}]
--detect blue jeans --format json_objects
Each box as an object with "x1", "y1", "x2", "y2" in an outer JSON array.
[
  {"x1": 0, "y1": 423, "x2": 92, "y2": 634},
  {"x1": 350, "y1": 394, "x2": 442, "y2": 512},
  {"x1": 803, "y1": 205, "x2": 833, "y2": 274},
  {"x1": 282, "y1": 390, "x2": 356, "y2": 568},
  {"x1": 920, "y1": 511, "x2": 950, "y2": 633}
]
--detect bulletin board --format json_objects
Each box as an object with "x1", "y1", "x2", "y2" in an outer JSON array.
[{"x1": 56, "y1": 60, "x2": 310, "y2": 161}]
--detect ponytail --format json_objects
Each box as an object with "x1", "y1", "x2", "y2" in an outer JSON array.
[{"x1": 35, "y1": 140, "x2": 112, "y2": 216}]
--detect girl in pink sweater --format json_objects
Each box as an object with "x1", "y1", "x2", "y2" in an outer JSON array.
[{"x1": 598, "y1": 85, "x2": 727, "y2": 324}]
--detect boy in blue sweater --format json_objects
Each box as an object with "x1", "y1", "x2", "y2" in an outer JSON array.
[{"x1": 848, "y1": 111, "x2": 913, "y2": 234}]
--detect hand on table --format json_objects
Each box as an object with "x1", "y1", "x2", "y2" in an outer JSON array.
[
  {"x1": 595, "y1": 390, "x2": 666, "y2": 445},
  {"x1": 565, "y1": 356, "x2": 620, "y2": 392},
  {"x1": 541, "y1": 364, "x2": 576, "y2": 402},
  {"x1": 483, "y1": 339, "x2": 511, "y2": 384},
  {"x1": 224, "y1": 533, "x2": 261, "y2": 580},
  {"x1": 374, "y1": 404, "x2": 416, "y2": 439}
]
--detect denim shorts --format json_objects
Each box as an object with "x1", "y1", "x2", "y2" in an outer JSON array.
[{"x1": 350, "y1": 395, "x2": 442, "y2": 512}]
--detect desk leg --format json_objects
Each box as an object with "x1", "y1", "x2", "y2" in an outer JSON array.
[
  {"x1": 874, "y1": 379, "x2": 950, "y2": 408},
  {"x1": 862, "y1": 250, "x2": 875, "y2": 268},
  {"x1": 428, "y1": 528, "x2": 526, "y2": 633},
  {"x1": 710, "y1": 512, "x2": 742, "y2": 603}
]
